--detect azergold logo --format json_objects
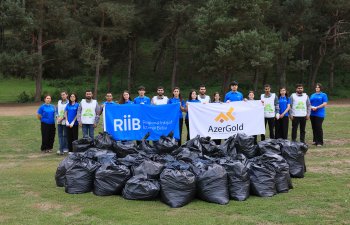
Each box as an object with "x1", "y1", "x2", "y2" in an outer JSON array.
[{"x1": 215, "y1": 107, "x2": 235, "y2": 123}]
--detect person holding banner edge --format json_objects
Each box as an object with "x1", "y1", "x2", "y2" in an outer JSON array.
[
  {"x1": 100, "y1": 92, "x2": 116, "y2": 116},
  {"x1": 289, "y1": 84, "x2": 311, "y2": 143},
  {"x1": 260, "y1": 84, "x2": 279, "y2": 141},
  {"x1": 185, "y1": 89, "x2": 201, "y2": 141},
  {"x1": 168, "y1": 87, "x2": 186, "y2": 146}
]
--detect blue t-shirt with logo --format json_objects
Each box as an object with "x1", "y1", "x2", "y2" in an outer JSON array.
[
  {"x1": 310, "y1": 92, "x2": 328, "y2": 117},
  {"x1": 124, "y1": 100, "x2": 133, "y2": 104},
  {"x1": 224, "y1": 91, "x2": 243, "y2": 102},
  {"x1": 168, "y1": 97, "x2": 185, "y2": 119},
  {"x1": 185, "y1": 99, "x2": 201, "y2": 119},
  {"x1": 134, "y1": 96, "x2": 151, "y2": 104},
  {"x1": 279, "y1": 96, "x2": 290, "y2": 116},
  {"x1": 37, "y1": 104, "x2": 55, "y2": 124},
  {"x1": 65, "y1": 102, "x2": 79, "y2": 126}
]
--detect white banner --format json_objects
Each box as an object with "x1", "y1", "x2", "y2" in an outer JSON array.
[{"x1": 188, "y1": 101, "x2": 265, "y2": 139}]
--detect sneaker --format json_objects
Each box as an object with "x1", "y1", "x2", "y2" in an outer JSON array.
[
  {"x1": 312, "y1": 142, "x2": 316, "y2": 145},
  {"x1": 56, "y1": 150, "x2": 61, "y2": 155},
  {"x1": 316, "y1": 144, "x2": 323, "y2": 147},
  {"x1": 63, "y1": 149, "x2": 69, "y2": 154}
]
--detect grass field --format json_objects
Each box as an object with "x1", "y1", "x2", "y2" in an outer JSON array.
[{"x1": 0, "y1": 106, "x2": 349, "y2": 224}]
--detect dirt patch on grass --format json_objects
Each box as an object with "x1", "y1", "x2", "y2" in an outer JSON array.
[
  {"x1": 24, "y1": 191, "x2": 40, "y2": 198},
  {"x1": 308, "y1": 148, "x2": 350, "y2": 158},
  {"x1": 0, "y1": 162, "x2": 18, "y2": 169},
  {"x1": 63, "y1": 206, "x2": 82, "y2": 217},
  {"x1": 327, "y1": 139, "x2": 350, "y2": 146},
  {"x1": 32, "y1": 202, "x2": 63, "y2": 211},
  {"x1": 0, "y1": 103, "x2": 40, "y2": 116},
  {"x1": 0, "y1": 215, "x2": 10, "y2": 223},
  {"x1": 308, "y1": 166, "x2": 345, "y2": 175},
  {"x1": 287, "y1": 208, "x2": 309, "y2": 216}
]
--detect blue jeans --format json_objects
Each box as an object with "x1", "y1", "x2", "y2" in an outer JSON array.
[
  {"x1": 82, "y1": 124, "x2": 94, "y2": 139},
  {"x1": 57, "y1": 124, "x2": 68, "y2": 152}
]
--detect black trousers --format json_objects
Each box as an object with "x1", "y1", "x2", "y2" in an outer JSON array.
[
  {"x1": 292, "y1": 117, "x2": 306, "y2": 143},
  {"x1": 41, "y1": 122, "x2": 55, "y2": 151},
  {"x1": 185, "y1": 118, "x2": 190, "y2": 142},
  {"x1": 310, "y1": 116, "x2": 324, "y2": 145},
  {"x1": 275, "y1": 116, "x2": 289, "y2": 139},
  {"x1": 178, "y1": 118, "x2": 184, "y2": 146},
  {"x1": 67, "y1": 125, "x2": 79, "y2": 152},
  {"x1": 261, "y1": 118, "x2": 275, "y2": 141}
]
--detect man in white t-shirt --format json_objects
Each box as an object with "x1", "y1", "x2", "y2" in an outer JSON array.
[
  {"x1": 260, "y1": 84, "x2": 279, "y2": 141},
  {"x1": 56, "y1": 91, "x2": 69, "y2": 155},
  {"x1": 151, "y1": 86, "x2": 169, "y2": 105},
  {"x1": 77, "y1": 90, "x2": 100, "y2": 139},
  {"x1": 197, "y1": 84, "x2": 211, "y2": 103}
]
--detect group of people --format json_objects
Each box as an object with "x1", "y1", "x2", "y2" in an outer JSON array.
[{"x1": 37, "y1": 81, "x2": 328, "y2": 154}]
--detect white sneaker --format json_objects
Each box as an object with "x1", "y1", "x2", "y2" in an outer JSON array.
[
  {"x1": 63, "y1": 149, "x2": 69, "y2": 154},
  {"x1": 56, "y1": 150, "x2": 61, "y2": 155}
]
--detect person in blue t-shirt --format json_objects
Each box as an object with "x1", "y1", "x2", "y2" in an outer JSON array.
[
  {"x1": 37, "y1": 95, "x2": 56, "y2": 153},
  {"x1": 185, "y1": 90, "x2": 201, "y2": 141},
  {"x1": 275, "y1": 87, "x2": 291, "y2": 139},
  {"x1": 119, "y1": 90, "x2": 133, "y2": 104},
  {"x1": 310, "y1": 83, "x2": 328, "y2": 146},
  {"x1": 64, "y1": 93, "x2": 79, "y2": 152},
  {"x1": 168, "y1": 87, "x2": 186, "y2": 146},
  {"x1": 224, "y1": 81, "x2": 244, "y2": 102},
  {"x1": 100, "y1": 92, "x2": 117, "y2": 115},
  {"x1": 134, "y1": 86, "x2": 151, "y2": 104}
]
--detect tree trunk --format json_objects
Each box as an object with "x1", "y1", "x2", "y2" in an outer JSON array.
[
  {"x1": 277, "y1": 54, "x2": 287, "y2": 87},
  {"x1": 35, "y1": 27, "x2": 43, "y2": 102},
  {"x1": 127, "y1": 37, "x2": 133, "y2": 91},
  {"x1": 171, "y1": 33, "x2": 178, "y2": 89},
  {"x1": 300, "y1": 43, "x2": 305, "y2": 83},
  {"x1": 34, "y1": 1, "x2": 43, "y2": 102},
  {"x1": 262, "y1": 71, "x2": 268, "y2": 87},
  {"x1": 329, "y1": 62, "x2": 334, "y2": 91},
  {"x1": 329, "y1": 23, "x2": 337, "y2": 91},
  {"x1": 253, "y1": 67, "x2": 259, "y2": 91},
  {"x1": 94, "y1": 11, "x2": 105, "y2": 98},
  {"x1": 311, "y1": 44, "x2": 325, "y2": 88},
  {"x1": 308, "y1": 54, "x2": 313, "y2": 87}
]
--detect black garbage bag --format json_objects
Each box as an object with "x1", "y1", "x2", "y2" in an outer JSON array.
[
  {"x1": 160, "y1": 168, "x2": 196, "y2": 208},
  {"x1": 132, "y1": 160, "x2": 164, "y2": 179},
  {"x1": 195, "y1": 163, "x2": 229, "y2": 204},
  {"x1": 112, "y1": 141, "x2": 138, "y2": 158},
  {"x1": 182, "y1": 135, "x2": 203, "y2": 153},
  {"x1": 138, "y1": 133, "x2": 159, "y2": 154},
  {"x1": 94, "y1": 150, "x2": 117, "y2": 165},
  {"x1": 122, "y1": 175, "x2": 160, "y2": 200},
  {"x1": 261, "y1": 153, "x2": 292, "y2": 193},
  {"x1": 65, "y1": 157, "x2": 100, "y2": 194},
  {"x1": 94, "y1": 132, "x2": 114, "y2": 149},
  {"x1": 150, "y1": 154, "x2": 176, "y2": 164},
  {"x1": 72, "y1": 137, "x2": 94, "y2": 152},
  {"x1": 117, "y1": 154, "x2": 146, "y2": 168},
  {"x1": 257, "y1": 139, "x2": 282, "y2": 155},
  {"x1": 83, "y1": 148, "x2": 100, "y2": 159},
  {"x1": 154, "y1": 131, "x2": 178, "y2": 154},
  {"x1": 93, "y1": 163, "x2": 131, "y2": 196},
  {"x1": 55, "y1": 153, "x2": 81, "y2": 187},
  {"x1": 175, "y1": 147, "x2": 201, "y2": 163},
  {"x1": 218, "y1": 159, "x2": 250, "y2": 201},
  {"x1": 217, "y1": 135, "x2": 237, "y2": 157},
  {"x1": 235, "y1": 133, "x2": 258, "y2": 159},
  {"x1": 280, "y1": 141, "x2": 308, "y2": 178},
  {"x1": 247, "y1": 160, "x2": 276, "y2": 197},
  {"x1": 199, "y1": 136, "x2": 226, "y2": 157}
]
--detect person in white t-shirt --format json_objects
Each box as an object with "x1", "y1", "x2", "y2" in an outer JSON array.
[
  {"x1": 151, "y1": 86, "x2": 169, "y2": 105},
  {"x1": 56, "y1": 91, "x2": 69, "y2": 155},
  {"x1": 197, "y1": 84, "x2": 211, "y2": 103},
  {"x1": 77, "y1": 90, "x2": 100, "y2": 139}
]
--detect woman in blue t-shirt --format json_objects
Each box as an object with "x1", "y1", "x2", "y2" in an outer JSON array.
[
  {"x1": 185, "y1": 89, "x2": 201, "y2": 141},
  {"x1": 275, "y1": 87, "x2": 291, "y2": 139},
  {"x1": 65, "y1": 93, "x2": 79, "y2": 152},
  {"x1": 168, "y1": 87, "x2": 186, "y2": 146},
  {"x1": 118, "y1": 90, "x2": 133, "y2": 104},
  {"x1": 310, "y1": 83, "x2": 328, "y2": 146},
  {"x1": 37, "y1": 95, "x2": 56, "y2": 153}
]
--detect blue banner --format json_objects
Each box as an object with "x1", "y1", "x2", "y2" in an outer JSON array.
[{"x1": 104, "y1": 103, "x2": 180, "y2": 141}]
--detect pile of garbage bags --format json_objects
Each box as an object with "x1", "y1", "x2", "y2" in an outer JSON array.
[{"x1": 55, "y1": 132, "x2": 308, "y2": 208}]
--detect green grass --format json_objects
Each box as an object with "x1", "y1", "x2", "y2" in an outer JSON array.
[{"x1": 0, "y1": 107, "x2": 349, "y2": 224}]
